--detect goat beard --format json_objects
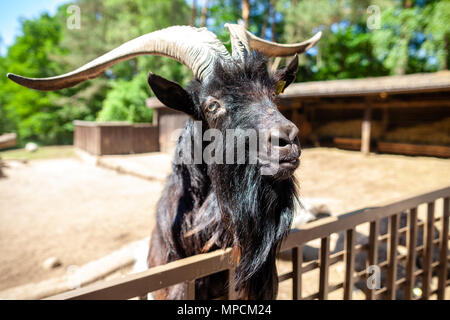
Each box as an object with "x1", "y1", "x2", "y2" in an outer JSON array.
[{"x1": 209, "y1": 162, "x2": 298, "y2": 299}]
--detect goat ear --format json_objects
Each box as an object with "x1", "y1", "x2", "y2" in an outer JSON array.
[
  {"x1": 276, "y1": 54, "x2": 299, "y2": 90},
  {"x1": 147, "y1": 72, "x2": 195, "y2": 115}
]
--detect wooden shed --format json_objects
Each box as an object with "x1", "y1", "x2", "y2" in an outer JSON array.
[
  {"x1": 278, "y1": 70, "x2": 450, "y2": 157},
  {"x1": 73, "y1": 121, "x2": 159, "y2": 155},
  {"x1": 146, "y1": 71, "x2": 450, "y2": 157},
  {"x1": 146, "y1": 98, "x2": 189, "y2": 154}
]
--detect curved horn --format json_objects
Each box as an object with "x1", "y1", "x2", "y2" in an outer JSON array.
[
  {"x1": 225, "y1": 23, "x2": 321, "y2": 59},
  {"x1": 224, "y1": 23, "x2": 251, "y2": 60},
  {"x1": 7, "y1": 26, "x2": 232, "y2": 91}
]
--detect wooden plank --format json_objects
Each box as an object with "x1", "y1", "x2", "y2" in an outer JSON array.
[
  {"x1": 377, "y1": 142, "x2": 450, "y2": 158},
  {"x1": 437, "y1": 198, "x2": 449, "y2": 299},
  {"x1": 405, "y1": 208, "x2": 418, "y2": 300},
  {"x1": 227, "y1": 268, "x2": 238, "y2": 300},
  {"x1": 47, "y1": 186, "x2": 450, "y2": 301},
  {"x1": 318, "y1": 236, "x2": 330, "y2": 300},
  {"x1": 366, "y1": 220, "x2": 379, "y2": 300},
  {"x1": 278, "y1": 272, "x2": 293, "y2": 282},
  {"x1": 333, "y1": 138, "x2": 361, "y2": 151},
  {"x1": 422, "y1": 202, "x2": 435, "y2": 299},
  {"x1": 361, "y1": 105, "x2": 372, "y2": 155},
  {"x1": 343, "y1": 229, "x2": 356, "y2": 300},
  {"x1": 0, "y1": 133, "x2": 17, "y2": 150},
  {"x1": 329, "y1": 282, "x2": 344, "y2": 293},
  {"x1": 47, "y1": 248, "x2": 233, "y2": 300},
  {"x1": 186, "y1": 280, "x2": 195, "y2": 300},
  {"x1": 387, "y1": 213, "x2": 400, "y2": 299},
  {"x1": 132, "y1": 125, "x2": 159, "y2": 153},
  {"x1": 301, "y1": 261, "x2": 319, "y2": 273},
  {"x1": 292, "y1": 246, "x2": 303, "y2": 300},
  {"x1": 282, "y1": 186, "x2": 450, "y2": 252},
  {"x1": 303, "y1": 292, "x2": 319, "y2": 300}
]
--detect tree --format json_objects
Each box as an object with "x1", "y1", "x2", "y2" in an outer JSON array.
[
  {"x1": 279, "y1": 0, "x2": 448, "y2": 81},
  {"x1": 201, "y1": 0, "x2": 210, "y2": 27},
  {"x1": 191, "y1": 0, "x2": 198, "y2": 26},
  {"x1": 305, "y1": 24, "x2": 389, "y2": 81},
  {"x1": 371, "y1": 0, "x2": 449, "y2": 75},
  {"x1": 2, "y1": 0, "x2": 448, "y2": 146},
  {"x1": 1, "y1": 0, "x2": 192, "y2": 145},
  {"x1": 242, "y1": 0, "x2": 250, "y2": 28},
  {"x1": 50, "y1": 0, "x2": 191, "y2": 130},
  {"x1": 92, "y1": 0, "x2": 192, "y2": 122},
  {"x1": 422, "y1": 0, "x2": 449, "y2": 70},
  {"x1": 97, "y1": 72, "x2": 153, "y2": 123},
  {"x1": 1, "y1": 12, "x2": 70, "y2": 144}
]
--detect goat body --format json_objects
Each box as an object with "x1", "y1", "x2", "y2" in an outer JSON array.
[{"x1": 148, "y1": 56, "x2": 299, "y2": 299}]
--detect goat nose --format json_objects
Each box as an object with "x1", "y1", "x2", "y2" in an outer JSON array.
[{"x1": 268, "y1": 123, "x2": 299, "y2": 148}]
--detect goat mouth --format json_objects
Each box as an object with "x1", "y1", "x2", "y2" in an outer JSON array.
[{"x1": 279, "y1": 158, "x2": 299, "y2": 170}]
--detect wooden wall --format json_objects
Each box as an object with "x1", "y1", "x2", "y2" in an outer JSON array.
[
  {"x1": 74, "y1": 121, "x2": 159, "y2": 155},
  {"x1": 155, "y1": 108, "x2": 189, "y2": 154}
]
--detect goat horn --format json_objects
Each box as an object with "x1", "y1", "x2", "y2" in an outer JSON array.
[
  {"x1": 225, "y1": 23, "x2": 321, "y2": 58},
  {"x1": 7, "y1": 26, "x2": 232, "y2": 91}
]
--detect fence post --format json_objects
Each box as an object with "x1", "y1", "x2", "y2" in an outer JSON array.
[
  {"x1": 366, "y1": 220, "x2": 379, "y2": 300},
  {"x1": 387, "y1": 213, "x2": 400, "y2": 299},
  {"x1": 361, "y1": 104, "x2": 372, "y2": 155},
  {"x1": 344, "y1": 228, "x2": 356, "y2": 300},
  {"x1": 319, "y1": 236, "x2": 330, "y2": 300},
  {"x1": 292, "y1": 246, "x2": 303, "y2": 300},
  {"x1": 437, "y1": 198, "x2": 449, "y2": 299},
  {"x1": 227, "y1": 268, "x2": 238, "y2": 300},
  {"x1": 186, "y1": 280, "x2": 196, "y2": 300},
  {"x1": 422, "y1": 202, "x2": 435, "y2": 299},
  {"x1": 405, "y1": 207, "x2": 418, "y2": 300}
]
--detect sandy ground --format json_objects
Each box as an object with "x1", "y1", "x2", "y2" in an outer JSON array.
[
  {"x1": 0, "y1": 157, "x2": 164, "y2": 291},
  {"x1": 0, "y1": 148, "x2": 449, "y2": 297},
  {"x1": 297, "y1": 148, "x2": 450, "y2": 215}
]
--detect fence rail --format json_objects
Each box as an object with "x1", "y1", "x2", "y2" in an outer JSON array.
[{"x1": 48, "y1": 186, "x2": 450, "y2": 300}]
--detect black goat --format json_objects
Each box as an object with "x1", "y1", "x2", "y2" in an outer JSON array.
[{"x1": 7, "y1": 24, "x2": 321, "y2": 299}]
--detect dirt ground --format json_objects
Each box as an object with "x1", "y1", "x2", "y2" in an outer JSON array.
[
  {"x1": 0, "y1": 157, "x2": 164, "y2": 291},
  {"x1": 0, "y1": 147, "x2": 449, "y2": 296}
]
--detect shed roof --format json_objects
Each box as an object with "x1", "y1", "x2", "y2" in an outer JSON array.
[
  {"x1": 145, "y1": 71, "x2": 450, "y2": 108},
  {"x1": 282, "y1": 70, "x2": 450, "y2": 98}
]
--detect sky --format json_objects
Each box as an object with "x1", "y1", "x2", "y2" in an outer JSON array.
[{"x1": 0, "y1": 0, "x2": 70, "y2": 55}]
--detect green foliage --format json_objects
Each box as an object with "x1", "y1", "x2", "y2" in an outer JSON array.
[
  {"x1": 304, "y1": 24, "x2": 389, "y2": 81},
  {"x1": 1, "y1": 13, "x2": 67, "y2": 145},
  {"x1": 1, "y1": 0, "x2": 449, "y2": 147},
  {"x1": 97, "y1": 72, "x2": 153, "y2": 122},
  {"x1": 421, "y1": 1, "x2": 450, "y2": 70},
  {"x1": 370, "y1": 4, "x2": 433, "y2": 74},
  {"x1": 279, "y1": 0, "x2": 449, "y2": 81},
  {"x1": 0, "y1": 0, "x2": 190, "y2": 146}
]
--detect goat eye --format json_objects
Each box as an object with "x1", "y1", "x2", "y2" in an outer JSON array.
[{"x1": 207, "y1": 101, "x2": 220, "y2": 112}]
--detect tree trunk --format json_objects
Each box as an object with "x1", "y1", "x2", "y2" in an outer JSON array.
[
  {"x1": 443, "y1": 34, "x2": 448, "y2": 70},
  {"x1": 270, "y1": 0, "x2": 276, "y2": 42},
  {"x1": 403, "y1": 0, "x2": 413, "y2": 9},
  {"x1": 261, "y1": 1, "x2": 270, "y2": 38},
  {"x1": 200, "y1": 0, "x2": 209, "y2": 27},
  {"x1": 191, "y1": 0, "x2": 197, "y2": 26},
  {"x1": 242, "y1": 0, "x2": 250, "y2": 29}
]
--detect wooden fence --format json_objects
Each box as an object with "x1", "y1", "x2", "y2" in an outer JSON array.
[
  {"x1": 74, "y1": 121, "x2": 159, "y2": 155},
  {"x1": 48, "y1": 186, "x2": 449, "y2": 300},
  {"x1": 0, "y1": 133, "x2": 17, "y2": 150}
]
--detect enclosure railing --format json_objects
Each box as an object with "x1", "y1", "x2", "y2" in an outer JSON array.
[{"x1": 48, "y1": 186, "x2": 449, "y2": 300}]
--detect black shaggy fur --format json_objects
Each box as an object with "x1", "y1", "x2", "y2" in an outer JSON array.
[{"x1": 147, "y1": 52, "x2": 299, "y2": 300}]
